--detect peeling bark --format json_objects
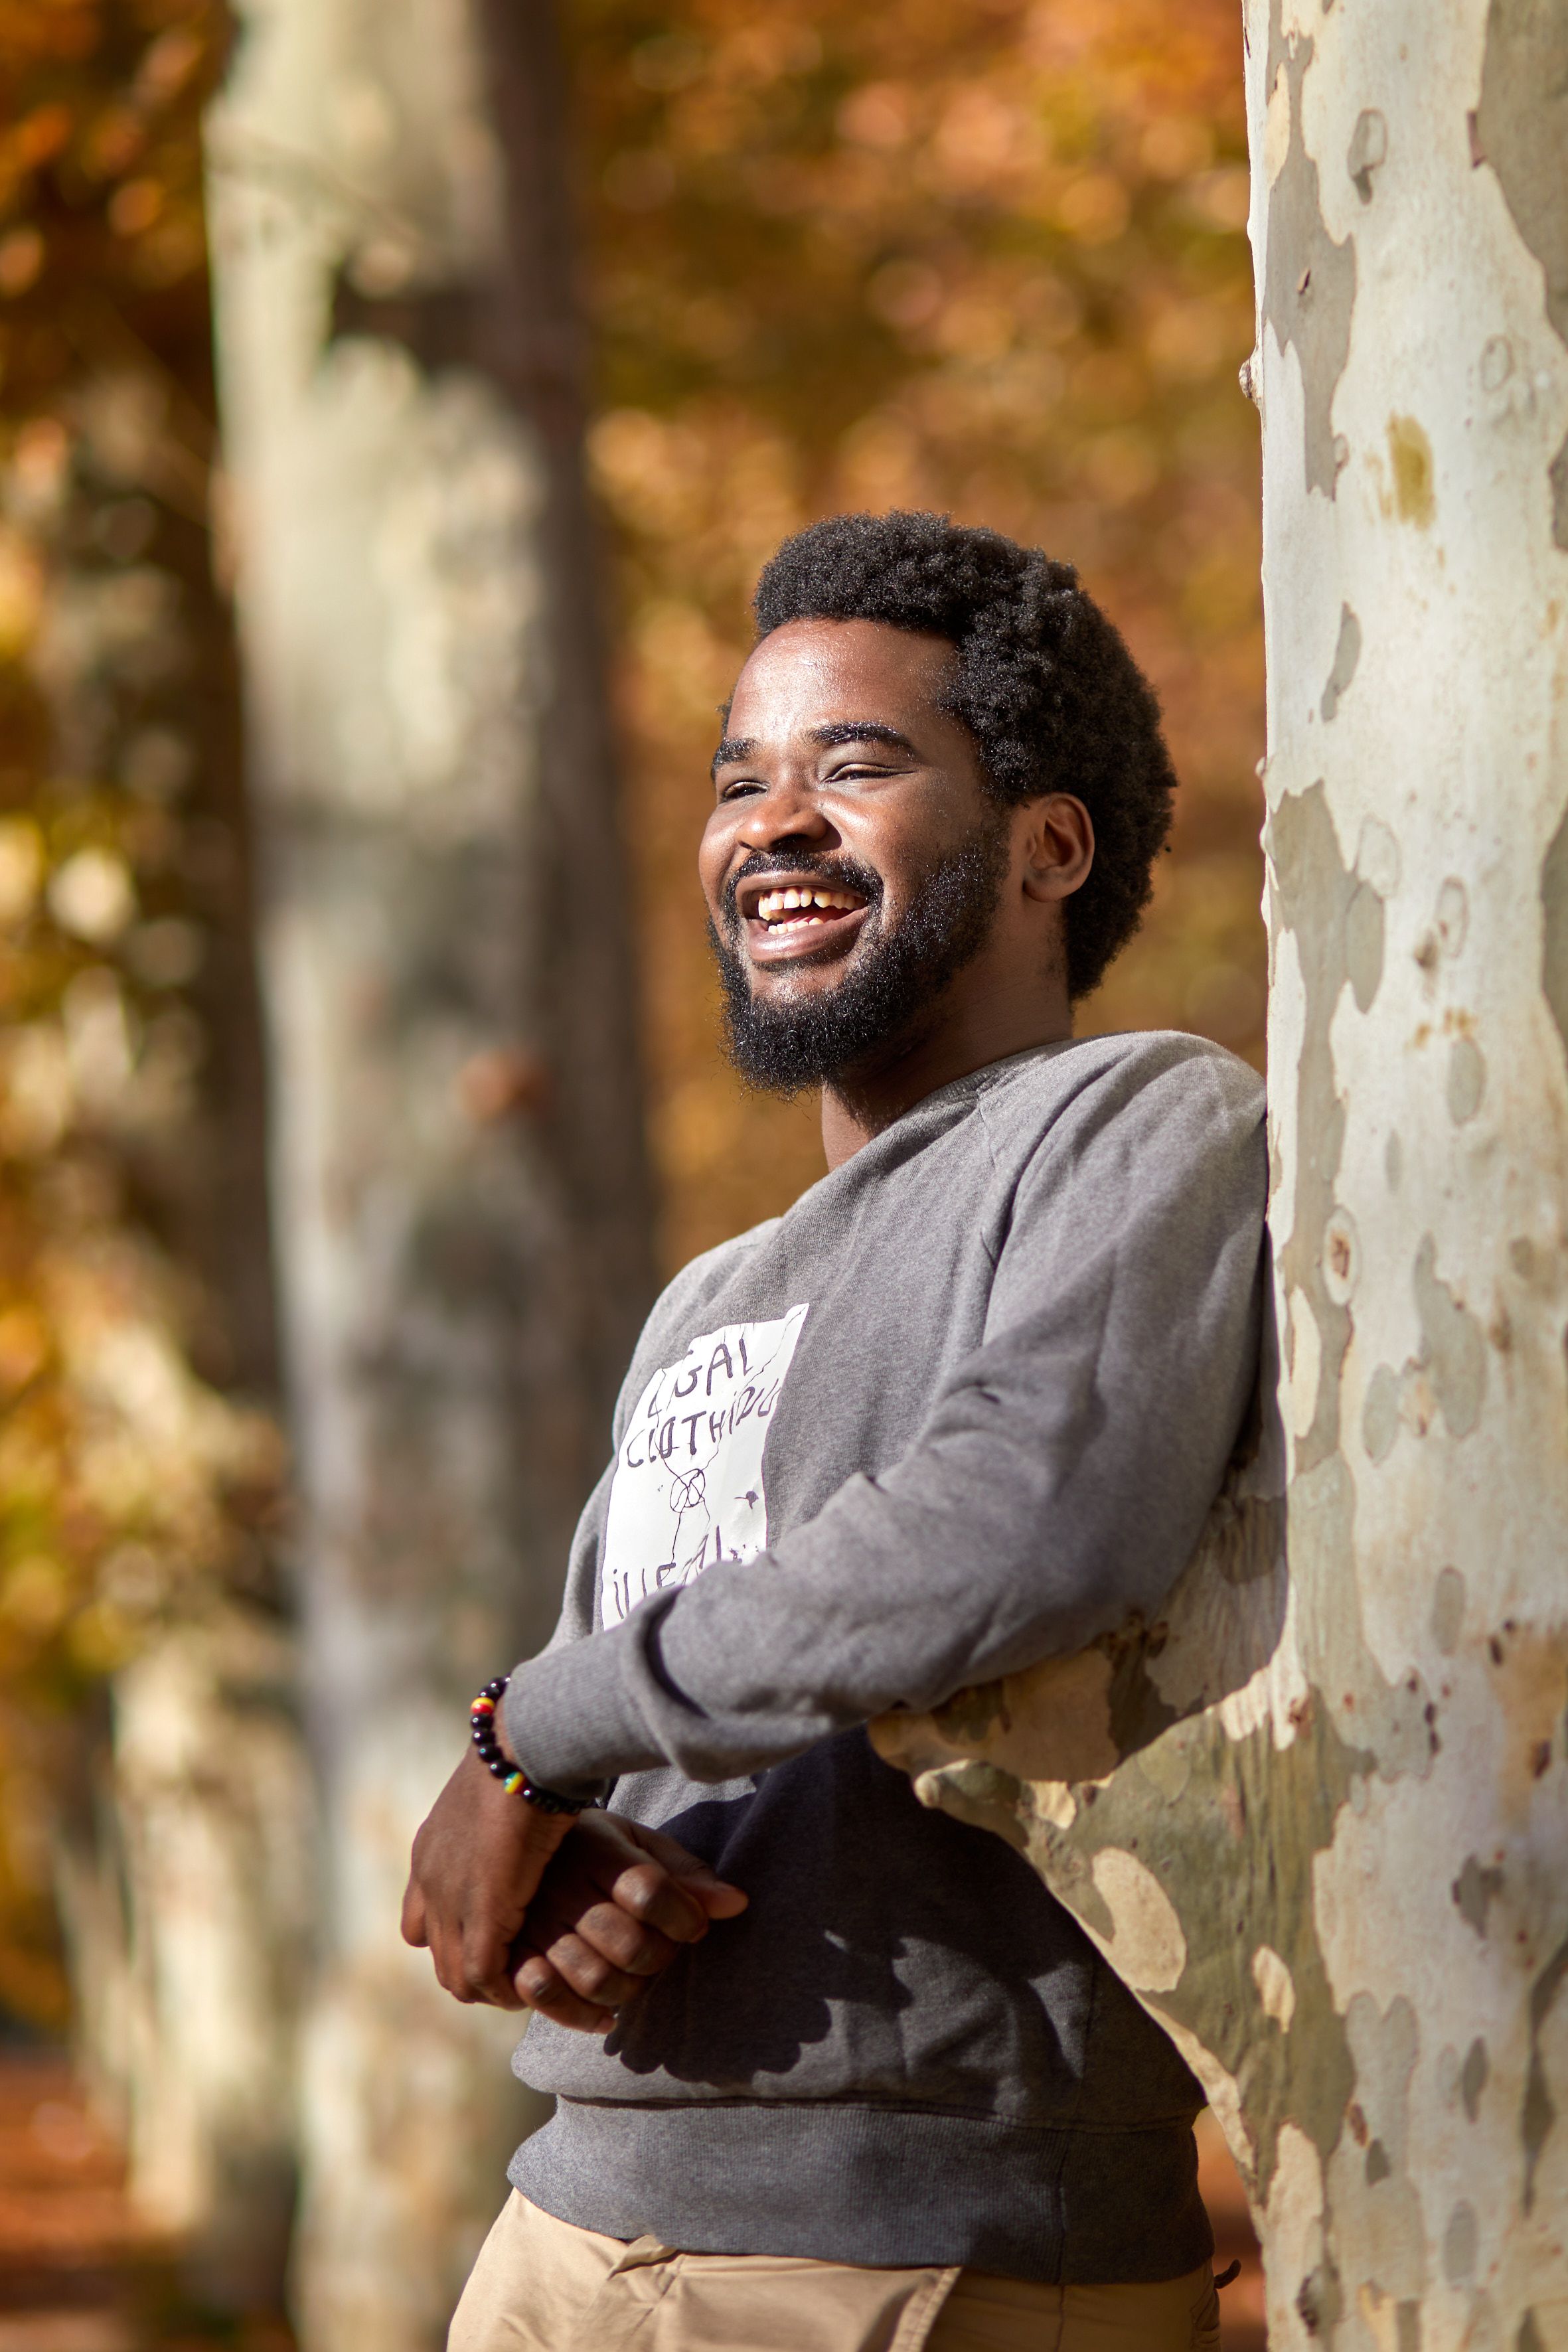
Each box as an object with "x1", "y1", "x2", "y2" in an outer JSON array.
[
  {"x1": 204, "y1": 4, "x2": 653, "y2": 2343},
  {"x1": 879, "y1": 1, "x2": 1568, "y2": 2341},
  {"x1": 1475, "y1": 0, "x2": 1568, "y2": 546}
]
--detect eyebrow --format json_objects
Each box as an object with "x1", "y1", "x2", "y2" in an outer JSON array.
[{"x1": 711, "y1": 720, "x2": 921, "y2": 777}]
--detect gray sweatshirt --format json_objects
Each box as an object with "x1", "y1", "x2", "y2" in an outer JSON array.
[{"x1": 503, "y1": 1032, "x2": 1266, "y2": 2284}]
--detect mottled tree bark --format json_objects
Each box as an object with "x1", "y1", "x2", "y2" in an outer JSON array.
[
  {"x1": 879, "y1": 3, "x2": 1568, "y2": 2343},
  {"x1": 204, "y1": 3, "x2": 654, "y2": 2342}
]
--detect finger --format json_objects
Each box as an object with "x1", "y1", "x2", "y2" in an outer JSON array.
[
  {"x1": 459, "y1": 1909, "x2": 526, "y2": 2009},
  {"x1": 429, "y1": 1918, "x2": 475, "y2": 2003},
  {"x1": 537, "y1": 1927, "x2": 647, "y2": 2009},
  {"x1": 514, "y1": 1950, "x2": 617, "y2": 2034},
  {"x1": 564, "y1": 1819, "x2": 710, "y2": 1941},
  {"x1": 562, "y1": 1815, "x2": 747, "y2": 1936},
  {"x1": 400, "y1": 1878, "x2": 430, "y2": 1948},
  {"x1": 684, "y1": 1876, "x2": 749, "y2": 1921},
  {"x1": 616, "y1": 1824, "x2": 749, "y2": 1921},
  {"x1": 609, "y1": 1855, "x2": 749, "y2": 1939},
  {"x1": 590, "y1": 1855, "x2": 716, "y2": 1942},
  {"x1": 530, "y1": 1893, "x2": 679, "y2": 1978}
]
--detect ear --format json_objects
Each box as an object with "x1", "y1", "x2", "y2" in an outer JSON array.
[{"x1": 1018, "y1": 794, "x2": 1095, "y2": 902}]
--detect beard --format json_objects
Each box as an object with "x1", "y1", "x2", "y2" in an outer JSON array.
[{"x1": 710, "y1": 815, "x2": 1011, "y2": 1095}]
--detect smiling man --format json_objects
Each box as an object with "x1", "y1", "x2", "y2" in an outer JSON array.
[{"x1": 405, "y1": 512, "x2": 1265, "y2": 2352}]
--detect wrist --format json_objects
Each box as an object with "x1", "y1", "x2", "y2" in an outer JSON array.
[{"x1": 469, "y1": 1675, "x2": 592, "y2": 1815}]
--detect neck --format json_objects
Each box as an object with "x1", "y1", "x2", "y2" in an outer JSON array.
[{"x1": 819, "y1": 979, "x2": 1074, "y2": 1169}]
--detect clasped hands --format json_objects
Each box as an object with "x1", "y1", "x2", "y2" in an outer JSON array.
[{"x1": 401, "y1": 1746, "x2": 747, "y2": 2032}]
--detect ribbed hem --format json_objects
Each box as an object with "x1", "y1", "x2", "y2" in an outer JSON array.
[{"x1": 508, "y1": 2096, "x2": 1212, "y2": 2286}]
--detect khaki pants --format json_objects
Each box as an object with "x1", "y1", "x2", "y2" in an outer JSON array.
[{"x1": 449, "y1": 2191, "x2": 1222, "y2": 2352}]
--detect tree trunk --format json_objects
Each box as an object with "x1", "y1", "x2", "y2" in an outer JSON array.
[
  {"x1": 204, "y1": 1, "x2": 655, "y2": 2341},
  {"x1": 9, "y1": 346, "x2": 303, "y2": 2303},
  {"x1": 56, "y1": 1608, "x2": 314, "y2": 2310},
  {"x1": 878, "y1": 3, "x2": 1568, "y2": 2343}
]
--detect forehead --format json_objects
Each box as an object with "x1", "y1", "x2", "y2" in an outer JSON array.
[{"x1": 726, "y1": 618, "x2": 957, "y2": 734}]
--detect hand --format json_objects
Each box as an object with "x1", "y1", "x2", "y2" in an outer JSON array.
[
  {"x1": 401, "y1": 1746, "x2": 577, "y2": 2008},
  {"x1": 512, "y1": 1811, "x2": 749, "y2": 2033}
]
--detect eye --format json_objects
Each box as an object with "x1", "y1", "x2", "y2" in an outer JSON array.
[
  {"x1": 825, "y1": 759, "x2": 893, "y2": 782},
  {"x1": 718, "y1": 776, "x2": 765, "y2": 802}
]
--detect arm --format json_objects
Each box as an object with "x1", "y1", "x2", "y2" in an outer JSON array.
[
  {"x1": 402, "y1": 1449, "x2": 747, "y2": 2011},
  {"x1": 504, "y1": 1056, "x2": 1267, "y2": 1790}
]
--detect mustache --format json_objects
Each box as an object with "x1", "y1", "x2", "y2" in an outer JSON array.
[{"x1": 720, "y1": 850, "x2": 883, "y2": 933}]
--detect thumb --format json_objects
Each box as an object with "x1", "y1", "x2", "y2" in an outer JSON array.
[
  {"x1": 681, "y1": 1869, "x2": 749, "y2": 1920},
  {"x1": 400, "y1": 1877, "x2": 430, "y2": 1948},
  {"x1": 649, "y1": 1843, "x2": 747, "y2": 1919},
  {"x1": 631, "y1": 1827, "x2": 747, "y2": 1919}
]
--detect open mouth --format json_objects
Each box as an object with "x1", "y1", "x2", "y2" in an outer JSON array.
[
  {"x1": 755, "y1": 884, "x2": 864, "y2": 934},
  {"x1": 734, "y1": 872, "x2": 872, "y2": 959}
]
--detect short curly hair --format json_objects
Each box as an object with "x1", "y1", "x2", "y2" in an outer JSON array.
[{"x1": 751, "y1": 510, "x2": 1176, "y2": 1000}]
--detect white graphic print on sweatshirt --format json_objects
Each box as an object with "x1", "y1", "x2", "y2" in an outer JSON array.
[{"x1": 599, "y1": 1306, "x2": 809, "y2": 1628}]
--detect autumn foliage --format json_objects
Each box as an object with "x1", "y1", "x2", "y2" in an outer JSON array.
[
  {"x1": 573, "y1": 0, "x2": 1265, "y2": 1265},
  {"x1": 0, "y1": 0, "x2": 1263, "y2": 2015},
  {"x1": 0, "y1": 0, "x2": 276, "y2": 2025}
]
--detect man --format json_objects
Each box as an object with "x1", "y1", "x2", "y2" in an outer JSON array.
[{"x1": 404, "y1": 510, "x2": 1264, "y2": 2351}]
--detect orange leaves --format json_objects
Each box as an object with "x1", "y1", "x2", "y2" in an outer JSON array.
[
  {"x1": 131, "y1": 22, "x2": 206, "y2": 111},
  {"x1": 11, "y1": 106, "x2": 74, "y2": 173},
  {"x1": 0, "y1": 0, "x2": 224, "y2": 379},
  {"x1": 574, "y1": 0, "x2": 1267, "y2": 1265},
  {"x1": 1053, "y1": 172, "x2": 1130, "y2": 246},
  {"x1": 837, "y1": 83, "x2": 914, "y2": 153},
  {"x1": 0, "y1": 6, "x2": 266, "y2": 2017},
  {"x1": 928, "y1": 84, "x2": 1046, "y2": 200}
]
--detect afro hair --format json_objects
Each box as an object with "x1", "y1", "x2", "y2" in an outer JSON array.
[{"x1": 751, "y1": 510, "x2": 1176, "y2": 1000}]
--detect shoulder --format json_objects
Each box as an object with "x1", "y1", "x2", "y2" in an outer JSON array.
[
  {"x1": 979, "y1": 1034, "x2": 1266, "y2": 1237},
  {"x1": 655, "y1": 1216, "x2": 782, "y2": 1327},
  {"x1": 980, "y1": 1030, "x2": 1263, "y2": 1149},
  {"x1": 610, "y1": 1217, "x2": 783, "y2": 1429}
]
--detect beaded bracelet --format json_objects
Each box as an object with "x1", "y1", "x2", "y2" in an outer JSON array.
[{"x1": 469, "y1": 1676, "x2": 589, "y2": 1814}]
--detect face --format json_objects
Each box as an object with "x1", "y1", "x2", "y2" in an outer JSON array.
[{"x1": 700, "y1": 619, "x2": 1016, "y2": 1092}]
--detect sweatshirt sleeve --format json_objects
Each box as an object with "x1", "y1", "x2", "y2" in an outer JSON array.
[{"x1": 503, "y1": 1052, "x2": 1267, "y2": 1794}]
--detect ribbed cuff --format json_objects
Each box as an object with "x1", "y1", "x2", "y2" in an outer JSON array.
[{"x1": 503, "y1": 1635, "x2": 653, "y2": 1804}]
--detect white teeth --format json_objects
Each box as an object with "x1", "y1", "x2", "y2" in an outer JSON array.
[{"x1": 754, "y1": 884, "x2": 863, "y2": 926}]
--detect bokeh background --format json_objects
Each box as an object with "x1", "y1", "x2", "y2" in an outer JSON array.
[{"x1": 0, "y1": 0, "x2": 1266, "y2": 2342}]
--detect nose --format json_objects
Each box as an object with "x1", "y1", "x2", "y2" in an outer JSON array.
[{"x1": 732, "y1": 773, "x2": 836, "y2": 855}]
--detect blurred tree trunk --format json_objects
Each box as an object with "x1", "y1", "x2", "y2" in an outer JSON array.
[
  {"x1": 879, "y1": 1, "x2": 1568, "y2": 2345},
  {"x1": 57, "y1": 1610, "x2": 313, "y2": 2309},
  {"x1": 204, "y1": 1, "x2": 654, "y2": 2344},
  {"x1": 8, "y1": 348, "x2": 305, "y2": 2308}
]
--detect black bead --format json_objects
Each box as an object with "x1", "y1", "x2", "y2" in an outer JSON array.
[
  {"x1": 487, "y1": 1758, "x2": 507, "y2": 1778},
  {"x1": 485, "y1": 1677, "x2": 508, "y2": 1699},
  {"x1": 518, "y1": 1779, "x2": 584, "y2": 1815}
]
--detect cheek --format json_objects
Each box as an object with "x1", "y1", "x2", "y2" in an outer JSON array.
[
  {"x1": 851, "y1": 809, "x2": 955, "y2": 913},
  {"x1": 696, "y1": 821, "x2": 733, "y2": 904}
]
